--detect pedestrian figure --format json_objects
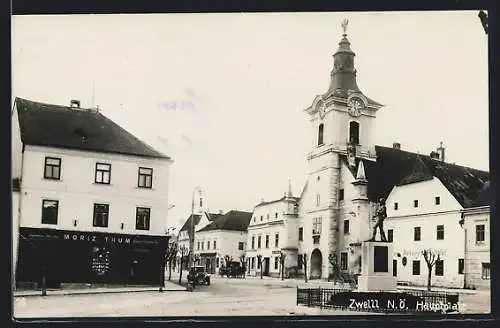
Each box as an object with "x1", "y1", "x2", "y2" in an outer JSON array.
[{"x1": 370, "y1": 198, "x2": 388, "y2": 242}]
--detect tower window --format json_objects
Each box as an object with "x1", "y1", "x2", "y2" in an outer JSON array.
[
  {"x1": 318, "y1": 124, "x2": 324, "y2": 146},
  {"x1": 349, "y1": 121, "x2": 359, "y2": 145}
]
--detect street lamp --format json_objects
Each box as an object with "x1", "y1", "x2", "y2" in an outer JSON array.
[{"x1": 189, "y1": 186, "x2": 202, "y2": 270}]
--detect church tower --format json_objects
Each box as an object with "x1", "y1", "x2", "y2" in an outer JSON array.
[{"x1": 302, "y1": 19, "x2": 383, "y2": 279}]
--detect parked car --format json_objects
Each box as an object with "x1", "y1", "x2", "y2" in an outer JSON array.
[{"x1": 187, "y1": 265, "x2": 211, "y2": 285}]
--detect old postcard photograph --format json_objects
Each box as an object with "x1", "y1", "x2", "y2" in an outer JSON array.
[{"x1": 11, "y1": 11, "x2": 491, "y2": 318}]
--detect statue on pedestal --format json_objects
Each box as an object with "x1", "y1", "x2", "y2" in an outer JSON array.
[{"x1": 369, "y1": 198, "x2": 388, "y2": 242}]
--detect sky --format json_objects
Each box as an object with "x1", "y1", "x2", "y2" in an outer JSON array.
[{"x1": 12, "y1": 11, "x2": 489, "y2": 232}]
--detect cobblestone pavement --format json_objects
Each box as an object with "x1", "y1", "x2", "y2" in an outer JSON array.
[{"x1": 13, "y1": 272, "x2": 490, "y2": 318}]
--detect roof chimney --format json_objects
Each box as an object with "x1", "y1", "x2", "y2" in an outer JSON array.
[
  {"x1": 393, "y1": 142, "x2": 401, "y2": 150},
  {"x1": 436, "y1": 141, "x2": 445, "y2": 162},
  {"x1": 430, "y1": 151, "x2": 440, "y2": 160},
  {"x1": 70, "y1": 100, "x2": 81, "y2": 108}
]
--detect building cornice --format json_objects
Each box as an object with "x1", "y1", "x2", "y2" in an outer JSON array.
[{"x1": 387, "y1": 209, "x2": 461, "y2": 220}]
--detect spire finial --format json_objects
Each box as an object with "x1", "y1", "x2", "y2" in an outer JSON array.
[
  {"x1": 341, "y1": 18, "x2": 349, "y2": 36},
  {"x1": 287, "y1": 179, "x2": 293, "y2": 198}
]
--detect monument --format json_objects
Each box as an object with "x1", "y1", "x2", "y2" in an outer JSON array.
[{"x1": 357, "y1": 198, "x2": 397, "y2": 292}]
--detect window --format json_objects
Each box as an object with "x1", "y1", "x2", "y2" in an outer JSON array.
[
  {"x1": 274, "y1": 257, "x2": 279, "y2": 270},
  {"x1": 267, "y1": 214, "x2": 270, "y2": 220},
  {"x1": 135, "y1": 207, "x2": 150, "y2": 230},
  {"x1": 318, "y1": 123, "x2": 324, "y2": 145},
  {"x1": 414, "y1": 227, "x2": 421, "y2": 241},
  {"x1": 343, "y1": 219, "x2": 350, "y2": 234},
  {"x1": 93, "y1": 203, "x2": 109, "y2": 227},
  {"x1": 265, "y1": 235, "x2": 270, "y2": 248},
  {"x1": 340, "y1": 252, "x2": 348, "y2": 270},
  {"x1": 412, "y1": 260, "x2": 420, "y2": 275},
  {"x1": 387, "y1": 229, "x2": 393, "y2": 242},
  {"x1": 213, "y1": 240, "x2": 216, "y2": 249},
  {"x1": 275, "y1": 233, "x2": 279, "y2": 248},
  {"x1": 41, "y1": 200, "x2": 59, "y2": 225},
  {"x1": 436, "y1": 225, "x2": 444, "y2": 240},
  {"x1": 238, "y1": 242, "x2": 244, "y2": 251},
  {"x1": 251, "y1": 257, "x2": 255, "y2": 269},
  {"x1": 216, "y1": 258, "x2": 219, "y2": 267},
  {"x1": 413, "y1": 200, "x2": 419, "y2": 208},
  {"x1": 199, "y1": 197, "x2": 203, "y2": 208},
  {"x1": 316, "y1": 194, "x2": 321, "y2": 207},
  {"x1": 253, "y1": 217, "x2": 256, "y2": 222},
  {"x1": 95, "y1": 163, "x2": 111, "y2": 184},
  {"x1": 207, "y1": 241, "x2": 210, "y2": 250},
  {"x1": 201, "y1": 241, "x2": 204, "y2": 250},
  {"x1": 339, "y1": 189, "x2": 344, "y2": 201},
  {"x1": 138, "y1": 167, "x2": 153, "y2": 188},
  {"x1": 275, "y1": 213, "x2": 278, "y2": 218},
  {"x1": 44, "y1": 157, "x2": 61, "y2": 180},
  {"x1": 482, "y1": 263, "x2": 491, "y2": 279},
  {"x1": 298, "y1": 227, "x2": 303, "y2": 241},
  {"x1": 394, "y1": 202, "x2": 399, "y2": 210},
  {"x1": 313, "y1": 217, "x2": 322, "y2": 235},
  {"x1": 458, "y1": 259, "x2": 464, "y2": 275},
  {"x1": 435, "y1": 260, "x2": 444, "y2": 276},
  {"x1": 349, "y1": 121, "x2": 359, "y2": 144},
  {"x1": 435, "y1": 196, "x2": 441, "y2": 205},
  {"x1": 260, "y1": 216, "x2": 263, "y2": 222},
  {"x1": 257, "y1": 236, "x2": 261, "y2": 248},
  {"x1": 476, "y1": 224, "x2": 485, "y2": 243},
  {"x1": 298, "y1": 254, "x2": 303, "y2": 269},
  {"x1": 251, "y1": 236, "x2": 255, "y2": 249}
]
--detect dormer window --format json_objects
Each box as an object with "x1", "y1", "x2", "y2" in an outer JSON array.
[
  {"x1": 318, "y1": 123, "x2": 324, "y2": 146},
  {"x1": 349, "y1": 121, "x2": 359, "y2": 145}
]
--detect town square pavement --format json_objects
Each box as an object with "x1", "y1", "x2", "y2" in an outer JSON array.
[{"x1": 13, "y1": 272, "x2": 490, "y2": 318}]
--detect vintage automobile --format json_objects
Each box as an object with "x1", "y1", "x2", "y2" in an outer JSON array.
[{"x1": 187, "y1": 265, "x2": 211, "y2": 285}]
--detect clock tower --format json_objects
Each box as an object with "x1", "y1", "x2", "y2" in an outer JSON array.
[{"x1": 302, "y1": 20, "x2": 383, "y2": 279}]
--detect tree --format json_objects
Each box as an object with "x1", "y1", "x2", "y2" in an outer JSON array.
[
  {"x1": 279, "y1": 252, "x2": 287, "y2": 280},
  {"x1": 239, "y1": 254, "x2": 246, "y2": 278},
  {"x1": 328, "y1": 253, "x2": 341, "y2": 282},
  {"x1": 178, "y1": 246, "x2": 189, "y2": 285},
  {"x1": 302, "y1": 253, "x2": 308, "y2": 283},
  {"x1": 256, "y1": 255, "x2": 263, "y2": 279},
  {"x1": 422, "y1": 249, "x2": 441, "y2": 291},
  {"x1": 165, "y1": 243, "x2": 178, "y2": 281}
]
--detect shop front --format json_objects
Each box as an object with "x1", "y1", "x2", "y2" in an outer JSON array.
[{"x1": 16, "y1": 227, "x2": 169, "y2": 287}]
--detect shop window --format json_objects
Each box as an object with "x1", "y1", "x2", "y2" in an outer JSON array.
[
  {"x1": 95, "y1": 163, "x2": 111, "y2": 184},
  {"x1": 41, "y1": 200, "x2": 59, "y2": 225},
  {"x1": 93, "y1": 203, "x2": 109, "y2": 227},
  {"x1": 135, "y1": 207, "x2": 150, "y2": 230},
  {"x1": 412, "y1": 260, "x2": 420, "y2": 275},
  {"x1": 44, "y1": 157, "x2": 61, "y2": 180},
  {"x1": 435, "y1": 260, "x2": 444, "y2": 276},
  {"x1": 138, "y1": 167, "x2": 153, "y2": 188}
]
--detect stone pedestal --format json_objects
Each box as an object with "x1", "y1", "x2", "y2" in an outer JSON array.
[{"x1": 357, "y1": 241, "x2": 397, "y2": 292}]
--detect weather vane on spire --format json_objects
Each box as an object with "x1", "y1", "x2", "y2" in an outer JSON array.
[{"x1": 341, "y1": 18, "x2": 349, "y2": 35}]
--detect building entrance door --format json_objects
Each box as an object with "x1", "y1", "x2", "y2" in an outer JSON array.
[{"x1": 264, "y1": 257, "x2": 270, "y2": 276}]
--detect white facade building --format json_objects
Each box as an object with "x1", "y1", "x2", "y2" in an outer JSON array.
[
  {"x1": 246, "y1": 190, "x2": 299, "y2": 278},
  {"x1": 245, "y1": 27, "x2": 491, "y2": 290},
  {"x1": 12, "y1": 97, "x2": 173, "y2": 287},
  {"x1": 461, "y1": 203, "x2": 491, "y2": 290},
  {"x1": 195, "y1": 210, "x2": 252, "y2": 274}
]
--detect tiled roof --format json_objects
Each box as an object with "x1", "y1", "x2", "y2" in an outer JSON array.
[
  {"x1": 344, "y1": 145, "x2": 489, "y2": 209},
  {"x1": 179, "y1": 212, "x2": 221, "y2": 233},
  {"x1": 14, "y1": 97, "x2": 169, "y2": 159},
  {"x1": 197, "y1": 210, "x2": 252, "y2": 232},
  {"x1": 256, "y1": 196, "x2": 300, "y2": 208}
]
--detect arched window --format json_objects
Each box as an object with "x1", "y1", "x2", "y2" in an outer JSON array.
[
  {"x1": 318, "y1": 124, "x2": 324, "y2": 146},
  {"x1": 349, "y1": 121, "x2": 360, "y2": 145}
]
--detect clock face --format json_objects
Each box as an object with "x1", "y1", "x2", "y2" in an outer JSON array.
[{"x1": 347, "y1": 97, "x2": 364, "y2": 117}]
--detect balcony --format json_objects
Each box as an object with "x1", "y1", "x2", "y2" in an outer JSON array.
[{"x1": 306, "y1": 143, "x2": 376, "y2": 160}]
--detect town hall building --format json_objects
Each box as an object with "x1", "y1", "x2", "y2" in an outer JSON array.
[{"x1": 245, "y1": 23, "x2": 490, "y2": 289}]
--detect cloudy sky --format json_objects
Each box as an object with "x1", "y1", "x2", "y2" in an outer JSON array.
[{"x1": 12, "y1": 11, "x2": 489, "y2": 231}]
